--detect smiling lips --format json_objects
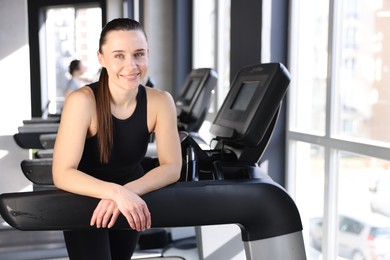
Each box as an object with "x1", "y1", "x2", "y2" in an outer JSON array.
[{"x1": 122, "y1": 73, "x2": 139, "y2": 81}]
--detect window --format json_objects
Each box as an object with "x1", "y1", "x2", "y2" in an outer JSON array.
[
  {"x1": 41, "y1": 5, "x2": 102, "y2": 115},
  {"x1": 288, "y1": 0, "x2": 390, "y2": 259},
  {"x1": 193, "y1": 0, "x2": 231, "y2": 141}
]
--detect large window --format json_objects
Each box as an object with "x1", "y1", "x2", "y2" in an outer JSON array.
[
  {"x1": 41, "y1": 5, "x2": 102, "y2": 115},
  {"x1": 288, "y1": 0, "x2": 390, "y2": 259},
  {"x1": 193, "y1": 0, "x2": 231, "y2": 142}
]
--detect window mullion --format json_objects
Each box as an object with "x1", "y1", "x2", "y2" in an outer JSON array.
[
  {"x1": 323, "y1": 146, "x2": 339, "y2": 260},
  {"x1": 323, "y1": 0, "x2": 343, "y2": 259}
]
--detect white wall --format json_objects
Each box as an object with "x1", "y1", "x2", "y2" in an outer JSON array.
[
  {"x1": 0, "y1": 0, "x2": 31, "y2": 193},
  {"x1": 0, "y1": 0, "x2": 31, "y2": 136}
]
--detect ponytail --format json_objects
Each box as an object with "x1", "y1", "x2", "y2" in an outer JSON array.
[{"x1": 96, "y1": 68, "x2": 113, "y2": 163}]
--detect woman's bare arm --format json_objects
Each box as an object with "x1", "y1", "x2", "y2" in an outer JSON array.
[{"x1": 125, "y1": 88, "x2": 182, "y2": 195}]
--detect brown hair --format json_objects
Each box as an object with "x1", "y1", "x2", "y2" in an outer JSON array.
[{"x1": 96, "y1": 18, "x2": 147, "y2": 163}]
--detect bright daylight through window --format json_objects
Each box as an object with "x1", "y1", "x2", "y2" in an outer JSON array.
[
  {"x1": 43, "y1": 6, "x2": 101, "y2": 116},
  {"x1": 288, "y1": 0, "x2": 390, "y2": 259}
]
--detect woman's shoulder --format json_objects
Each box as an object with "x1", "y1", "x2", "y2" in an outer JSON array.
[
  {"x1": 144, "y1": 86, "x2": 174, "y2": 102},
  {"x1": 65, "y1": 85, "x2": 96, "y2": 107},
  {"x1": 145, "y1": 86, "x2": 176, "y2": 114},
  {"x1": 60, "y1": 84, "x2": 96, "y2": 127}
]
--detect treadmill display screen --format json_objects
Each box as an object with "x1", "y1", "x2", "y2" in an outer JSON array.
[
  {"x1": 230, "y1": 81, "x2": 258, "y2": 111},
  {"x1": 183, "y1": 78, "x2": 201, "y2": 101}
]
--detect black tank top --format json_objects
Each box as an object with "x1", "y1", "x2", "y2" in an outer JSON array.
[{"x1": 77, "y1": 83, "x2": 150, "y2": 185}]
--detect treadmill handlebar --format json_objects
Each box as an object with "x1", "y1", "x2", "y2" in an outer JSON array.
[{"x1": 0, "y1": 178, "x2": 302, "y2": 242}]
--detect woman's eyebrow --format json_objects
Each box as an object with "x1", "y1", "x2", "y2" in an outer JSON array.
[{"x1": 111, "y1": 49, "x2": 146, "y2": 53}]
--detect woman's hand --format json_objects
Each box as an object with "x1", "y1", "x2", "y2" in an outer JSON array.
[
  {"x1": 90, "y1": 188, "x2": 151, "y2": 231},
  {"x1": 90, "y1": 199, "x2": 120, "y2": 229}
]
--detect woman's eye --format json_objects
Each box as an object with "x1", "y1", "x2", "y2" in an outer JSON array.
[
  {"x1": 134, "y1": 52, "x2": 145, "y2": 58},
  {"x1": 114, "y1": 54, "x2": 125, "y2": 59}
]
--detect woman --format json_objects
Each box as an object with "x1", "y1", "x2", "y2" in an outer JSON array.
[{"x1": 52, "y1": 18, "x2": 182, "y2": 260}]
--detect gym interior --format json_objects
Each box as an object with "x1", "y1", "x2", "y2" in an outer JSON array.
[{"x1": 1, "y1": 0, "x2": 390, "y2": 260}]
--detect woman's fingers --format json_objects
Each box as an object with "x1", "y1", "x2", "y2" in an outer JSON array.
[
  {"x1": 107, "y1": 208, "x2": 121, "y2": 228},
  {"x1": 123, "y1": 203, "x2": 151, "y2": 231},
  {"x1": 101, "y1": 202, "x2": 115, "y2": 228},
  {"x1": 90, "y1": 202, "x2": 103, "y2": 227},
  {"x1": 137, "y1": 205, "x2": 151, "y2": 230},
  {"x1": 144, "y1": 206, "x2": 152, "y2": 229},
  {"x1": 124, "y1": 213, "x2": 136, "y2": 230},
  {"x1": 90, "y1": 200, "x2": 116, "y2": 228}
]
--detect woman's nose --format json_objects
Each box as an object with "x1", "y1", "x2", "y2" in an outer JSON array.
[{"x1": 125, "y1": 56, "x2": 137, "y2": 68}]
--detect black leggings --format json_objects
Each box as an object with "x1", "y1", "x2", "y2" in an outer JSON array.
[{"x1": 63, "y1": 229, "x2": 140, "y2": 260}]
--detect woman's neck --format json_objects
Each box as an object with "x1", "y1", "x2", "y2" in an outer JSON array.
[{"x1": 109, "y1": 85, "x2": 138, "y2": 119}]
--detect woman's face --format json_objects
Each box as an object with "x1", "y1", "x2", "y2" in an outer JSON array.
[{"x1": 98, "y1": 30, "x2": 149, "y2": 91}]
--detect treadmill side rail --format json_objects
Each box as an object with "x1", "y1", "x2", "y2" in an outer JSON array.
[{"x1": 0, "y1": 179, "x2": 302, "y2": 242}]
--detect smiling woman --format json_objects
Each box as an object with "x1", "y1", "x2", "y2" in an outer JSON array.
[
  {"x1": 51, "y1": 18, "x2": 182, "y2": 260},
  {"x1": 98, "y1": 30, "x2": 149, "y2": 93}
]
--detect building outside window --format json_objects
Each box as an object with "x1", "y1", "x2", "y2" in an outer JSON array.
[
  {"x1": 42, "y1": 6, "x2": 101, "y2": 115},
  {"x1": 288, "y1": 0, "x2": 390, "y2": 259}
]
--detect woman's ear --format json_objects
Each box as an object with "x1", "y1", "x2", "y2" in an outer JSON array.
[{"x1": 97, "y1": 51, "x2": 105, "y2": 67}]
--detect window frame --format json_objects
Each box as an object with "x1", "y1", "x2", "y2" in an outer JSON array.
[
  {"x1": 27, "y1": 0, "x2": 106, "y2": 117},
  {"x1": 287, "y1": 0, "x2": 390, "y2": 259}
]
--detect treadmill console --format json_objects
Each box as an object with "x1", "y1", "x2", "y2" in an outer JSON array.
[
  {"x1": 209, "y1": 63, "x2": 290, "y2": 147},
  {"x1": 176, "y1": 68, "x2": 218, "y2": 132}
]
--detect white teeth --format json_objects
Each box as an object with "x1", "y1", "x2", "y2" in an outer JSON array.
[{"x1": 123, "y1": 75, "x2": 137, "y2": 80}]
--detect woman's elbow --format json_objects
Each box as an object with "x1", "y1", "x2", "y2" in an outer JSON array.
[
  {"x1": 162, "y1": 161, "x2": 181, "y2": 184},
  {"x1": 52, "y1": 172, "x2": 62, "y2": 189},
  {"x1": 52, "y1": 167, "x2": 66, "y2": 189},
  {"x1": 172, "y1": 161, "x2": 182, "y2": 183}
]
